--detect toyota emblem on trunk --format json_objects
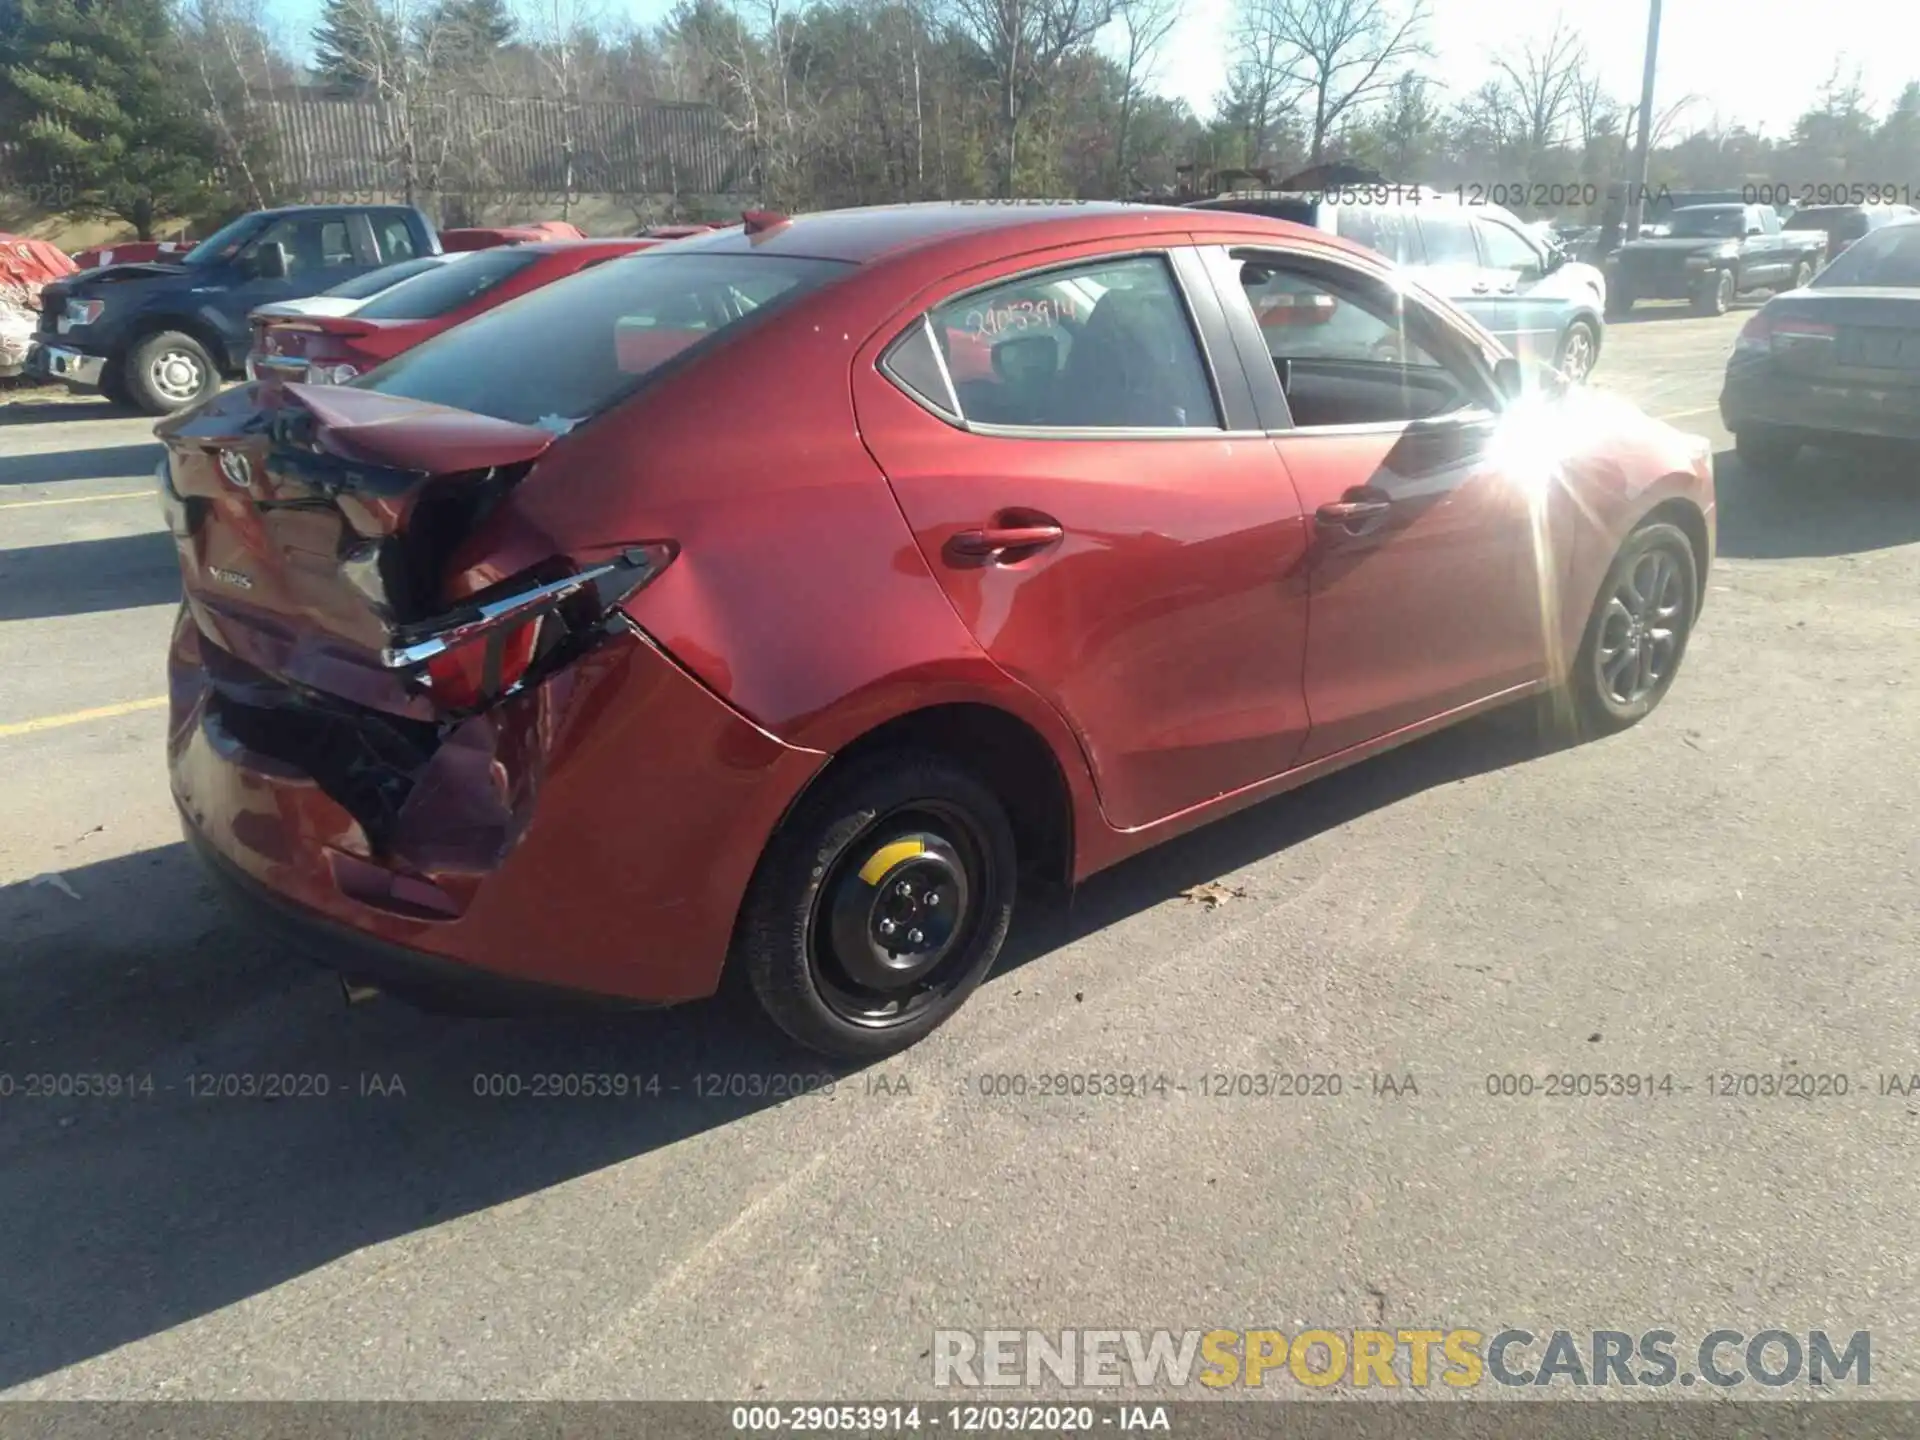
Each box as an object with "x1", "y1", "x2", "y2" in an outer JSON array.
[{"x1": 217, "y1": 449, "x2": 253, "y2": 489}]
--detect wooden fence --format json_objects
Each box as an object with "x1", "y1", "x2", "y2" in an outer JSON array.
[{"x1": 264, "y1": 91, "x2": 757, "y2": 200}]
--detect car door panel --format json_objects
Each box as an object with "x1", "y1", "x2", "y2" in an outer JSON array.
[
  {"x1": 851, "y1": 246, "x2": 1313, "y2": 831},
  {"x1": 1198, "y1": 241, "x2": 1548, "y2": 762},
  {"x1": 1274, "y1": 414, "x2": 1544, "y2": 761},
  {"x1": 1467, "y1": 218, "x2": 1565, "y2": 366}
]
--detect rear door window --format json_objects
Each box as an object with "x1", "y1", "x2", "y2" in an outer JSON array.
[
  {"x1": 361, "y1": 252, "x2": 851, "y2": 425},
  {"x1": 920, "y1": 255, "x2": 1220, "y2": 430}
]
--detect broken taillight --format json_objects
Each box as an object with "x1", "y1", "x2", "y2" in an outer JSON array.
[
  {"x1": 385, "y1": 543, "x2": 676, "y2": 712},
  {"x1": 423, "y1": 617, "x2": 542, "y2": 710}
]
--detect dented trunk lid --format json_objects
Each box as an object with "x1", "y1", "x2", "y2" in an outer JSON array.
[{"x1": 157, "y1": 383, "x2": 561, "y2": 718}]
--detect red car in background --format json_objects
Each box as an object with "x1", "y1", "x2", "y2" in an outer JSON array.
[
  {"x1": 441, "y1": 221, "x2": 586, "y2": 251},
  {"x1": 250, "y1": 238, "x2": 654, "y2": 386},
  {"x1": 161, "y1": 204, "x2": 1714, "y2": 1059}
]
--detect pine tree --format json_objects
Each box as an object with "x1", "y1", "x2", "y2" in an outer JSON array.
[
  {"x1": 311, "y1": 0, "x2": 404, "y2": 92},
  {"x1": 426, "y1": 0, "x2": 514, "y2": 67},
  {"x1": 0, "y1": 0, "x2": 216, "y2": 238}
]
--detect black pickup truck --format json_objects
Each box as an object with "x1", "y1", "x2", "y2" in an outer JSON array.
[
  {"x1": 33, "y1": 204, "x2": 439, "y2": 414},
  {"x1": 1605, "y1": 204, "x2": 1829, "y2": 317}
]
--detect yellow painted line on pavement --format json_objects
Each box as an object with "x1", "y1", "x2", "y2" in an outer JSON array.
[
  {"x1": 0, "y1": 490, "x2": 148, "y2": 510},
  {"x1": 0, "y1": 695, "x2": 167, "y2": 739}
]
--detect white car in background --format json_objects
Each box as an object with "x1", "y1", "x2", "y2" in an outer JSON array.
[
  {"x1": 1188, "y1": 188, "x2": 1612, "y2": 382},
  {"x1": 243, "y1": 251, "x2": 471, "y2": 379}
]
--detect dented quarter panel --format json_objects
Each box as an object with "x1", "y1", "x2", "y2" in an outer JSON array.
[{"x1": 171, "y1": 605, "x2": 827, "y2": 999}]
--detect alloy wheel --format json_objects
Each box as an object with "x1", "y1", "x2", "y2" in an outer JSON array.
[{"x1": 1595, "y1": 547, "x2": 1686, "y2": 706}]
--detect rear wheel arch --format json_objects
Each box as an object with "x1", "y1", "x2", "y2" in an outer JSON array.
[{"x1": 783, "y1": 702, "x2": 1077, "y2": 891}]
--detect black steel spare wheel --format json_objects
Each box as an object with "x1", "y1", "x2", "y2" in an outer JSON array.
[
  {"x1": 734, "y1": 752, "x2": 1017, "y2": 1059},
  {"x1": 818, "y1": 823, "x2": 978, "y2": 1022}
]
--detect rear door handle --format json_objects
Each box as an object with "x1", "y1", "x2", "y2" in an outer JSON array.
[{"x1": 947, "y1": 522, "x2": 1064, "y2": 562}]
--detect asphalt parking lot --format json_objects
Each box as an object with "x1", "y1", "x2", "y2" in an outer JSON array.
[{"x1": 3, "y1": 306, "x2": 1919, "y2": 1400}]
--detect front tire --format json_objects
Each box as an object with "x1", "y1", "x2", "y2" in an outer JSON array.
[
  {"x1": 97, "y1": 357, "x2": 134, "y2": 409},
  {"x1": 1562, "y1": 522, "x2": 1699, "y2": 736},
  {"x1": 125, "y1": 330, "x2": 219, "y2": 415},
  {"x1": 732, "y1": 751, "x2": 1017, "y2": 1060},
  {"x1": 1693, "y1": 269, "x2": 1735, "y2": 316},
  {"x1": 1555, "y1": 319, "x2": 1599, "y2": 383}
]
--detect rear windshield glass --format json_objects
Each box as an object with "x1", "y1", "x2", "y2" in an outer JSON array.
[
  {"x1": 1811, "y1": 221, "x2": 1920, "y2": 287},
  {"x1": 323, "y1": 255, "x2": 450, "y2": 301},
  {"x1": 352, "y1": 247, "x2": 540, "y2": 320},
  {"x1": 1787, "y1": 207, "x2": 1870, "y2": 240},
  {"x1": 1668, "y1": 208, "x2": 1746, "y2": 238},
  {"x1": 359, "y1": 252, "x2": 852, "y2": 425}
]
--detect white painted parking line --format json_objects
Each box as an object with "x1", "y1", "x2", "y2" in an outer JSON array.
[{"x1": 0, "y1": 490, "x2": 149, "y2": 511}]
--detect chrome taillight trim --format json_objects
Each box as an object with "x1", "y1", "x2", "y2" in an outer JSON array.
[{"x1": 380, "y1": 563, "x2": 622, "y2": 669}]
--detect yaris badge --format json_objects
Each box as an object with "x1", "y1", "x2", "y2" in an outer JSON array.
[
  {"x1": 217, "y1": 449, "x2": 253, "y2": 489},
  {"x1": 208, "y1": 566, "x2": 254, "y2": 590}
]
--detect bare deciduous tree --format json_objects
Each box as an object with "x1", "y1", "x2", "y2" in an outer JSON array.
[
  {"x1": 1491, "y1": 15, "x2": 1586, "y2": 154},
  {"x1": 946, "y1": 0, "x2": 1115, "y2": 194},
  {"x1": 1106, "y1": 0, "x2": 1181, "y2": 191},
  {"x1": 1251, "y1": 0, "x2": 1429, "y2": 164}
]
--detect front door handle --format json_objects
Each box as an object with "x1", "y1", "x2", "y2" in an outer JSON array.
[
  {"x1": 948, "y1": 522, "x2": 1064, "y2": 562},
  {"x1": 1315, "y1": 499, "x2": 1391, "y2": 534}
]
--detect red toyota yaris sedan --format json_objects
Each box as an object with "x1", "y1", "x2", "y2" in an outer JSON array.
[{"x1": 159, "y1": 203, "x2": 1715, "y2": 1058}]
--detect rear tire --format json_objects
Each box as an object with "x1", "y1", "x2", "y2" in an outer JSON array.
[
  {"x1": 732, "y1": 751, "x2": 1017, "y2": 1060},
  {"x1": 1735, "y1": 426, "x2": 1801, "y2": 472},
  {"x1": 1545, "y1": 521, "x2": 1699, "y2": 740},
  {"x1": 1784, "y1": 260, "x2": 1813, "y2": 291},
  {"x1": 1605, "y1": 291, "x2": 1634, "y2": 320},
  {"x1": 125, "y1": 330, "x2": 219, "y2": 415}
]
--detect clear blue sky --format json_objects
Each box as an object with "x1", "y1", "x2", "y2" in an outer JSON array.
[{"x1": 272, "y1": 0, "x2": 1916, "y2": 139}]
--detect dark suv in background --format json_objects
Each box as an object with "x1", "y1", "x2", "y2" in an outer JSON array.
[
  {"x1": 1187, "y1": 189, "x2": 1609, "y2": 381},
  {"x1": 1784, "y1": 203, "x2": 1920, "y2": 265}
]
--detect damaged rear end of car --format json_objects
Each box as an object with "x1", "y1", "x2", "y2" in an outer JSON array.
[{"x1": 161, "y1": 360, "x2": 825, "y2": 1007}]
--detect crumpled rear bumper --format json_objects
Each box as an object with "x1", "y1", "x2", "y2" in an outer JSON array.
[{"x1": 169, "y1": 605, "x2": 828, "y2": 1003}]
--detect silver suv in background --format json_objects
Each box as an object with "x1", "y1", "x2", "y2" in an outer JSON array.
[{"x1": 1186, "y1": 189, "x2": 1608, "y2": 382}]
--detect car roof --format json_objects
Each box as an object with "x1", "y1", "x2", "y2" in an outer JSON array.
[
  {"x1": 1671, "y1": 203, "x2": 1746, "y2": 213},
  {"x1": 657, "y1": 201, "x2": 1353, "y2": 266}
]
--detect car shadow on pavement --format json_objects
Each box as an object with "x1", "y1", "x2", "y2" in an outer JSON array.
[
  {"x1": 0, "y1": 442, "x2": 163, "y2": 487},
  {"x1": 0, "y1": 398, "x2": 129, "y2": 428},
  {"x1": 0, "y1": 532, "x2": 180, "y2": 621},
  {"x1": 1714, "y1": 443, "x2": 1920, "y2": 559},
  {"x1": 0, "y1": 838, "x2": 826, "y2": 1390},
  {"x1": 994, "y1": 702, "x2": 1569, "y2": 971},
  {"x1": 0, "y1": 703, "x2": 1564, "y2": 1389}
]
